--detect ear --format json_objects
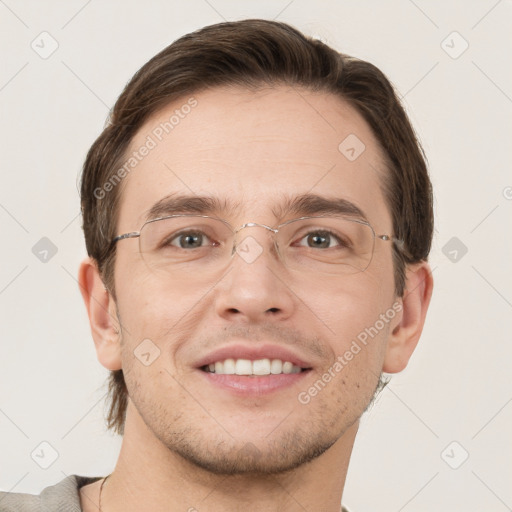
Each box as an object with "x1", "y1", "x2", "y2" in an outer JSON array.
[
  {"x1": 383, "y1": 261, "x2": 434, "y2": 373},
  {"x1": 78, "y1": 257, "x2": 122, "y2": 371}
]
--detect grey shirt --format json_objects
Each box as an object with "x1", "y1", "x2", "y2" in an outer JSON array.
[
  {"x1": 0, "y1": 475, "x2": 101, "y2": 512},
  {"x1": 0, "y1": 474, "x2": 351, "y2": 511}
]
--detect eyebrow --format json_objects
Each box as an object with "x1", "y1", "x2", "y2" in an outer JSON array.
[{"x1": 144, "y1": 193, "x2": 368, "y2": 224}]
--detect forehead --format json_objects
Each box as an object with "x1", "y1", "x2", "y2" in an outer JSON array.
[{"x1": 116, "y1": 85, "x2": 391, "y2": 232}]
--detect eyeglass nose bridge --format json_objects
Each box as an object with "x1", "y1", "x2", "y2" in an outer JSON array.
[{"x1": 230, "y1": 222, "x2": 279, "y2": 258}]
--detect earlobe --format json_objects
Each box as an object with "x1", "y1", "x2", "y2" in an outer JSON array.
[
  {"x1": 78, "y1": 257, "x2": 122, "y2": 371},
  {"x1": 383, "y1": 262, "x2": 434, "y2": 373}
]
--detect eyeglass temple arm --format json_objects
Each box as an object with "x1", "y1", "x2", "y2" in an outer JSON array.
[
  {"x1": 112, "y1": 232, "x2": 141, "y2": 244},
  {"x1": 377, "y1": 234, "x2": 408, "y2": 254}
]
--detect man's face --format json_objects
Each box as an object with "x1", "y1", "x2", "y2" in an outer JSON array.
[{"x1": 111, "y1": 85, "x2": 400, "y2": 474}]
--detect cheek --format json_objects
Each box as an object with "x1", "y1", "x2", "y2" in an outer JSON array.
[
  {"x1": 308, "y1": 287, "x2": 395, "y2": 417},
  {"x1": 115, "y1": 250, "x2": 172, "y2": 328},
  {"x1": 314, "y1": 270, "x2": 395, "y2": 365},
  {"x1": 114, "y1": 266, "x2": 213, "y2": 365}
]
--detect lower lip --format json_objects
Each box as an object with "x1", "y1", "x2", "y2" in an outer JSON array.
[{"x1": 199, "y1": 370, "x2": 311, "y2": 396}]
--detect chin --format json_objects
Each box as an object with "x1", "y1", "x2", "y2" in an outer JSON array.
[{"x1": 165, "y1": 429, "x2": 340, "y2": 476}]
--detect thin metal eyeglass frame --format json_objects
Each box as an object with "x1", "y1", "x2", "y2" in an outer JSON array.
[{"x1": 111, "y1": 214, "x2": 405, "y2": 272}]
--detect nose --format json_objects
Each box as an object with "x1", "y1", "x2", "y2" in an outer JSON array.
[{"x1": 214, "y1": 226, "x2": 296, "y2": 323}]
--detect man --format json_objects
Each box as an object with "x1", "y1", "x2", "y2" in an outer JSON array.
[{"x1": 0, "y1": 19, "x2": 433, "y2": 512}]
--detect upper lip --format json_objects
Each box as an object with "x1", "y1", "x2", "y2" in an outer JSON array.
[{"x1": 195, "y1": 343, "x2": 313, "y2": 369}]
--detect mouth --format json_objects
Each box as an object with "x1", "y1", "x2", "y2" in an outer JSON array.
[
  {"x1": 200, "y1": 357, "x2": 310, "y2": 376},
  {"x1": 197, "y1": 354, "x2": 312, "y2": 395},
  {"x1": 194, "y1": 344, "x2": 314, "y2": 395}
]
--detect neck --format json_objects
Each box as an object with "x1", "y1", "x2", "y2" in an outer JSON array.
[{"x1": 101, "y1": 402, "x2": 357, "y2": 512}]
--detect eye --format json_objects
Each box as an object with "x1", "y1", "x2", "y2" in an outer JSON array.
[
  {"x1": 295, "y1": 229, "x2": 349, "y2": 249},
  {"x1": 165, "y1": 230, "x2": 215, "y2": 249}
]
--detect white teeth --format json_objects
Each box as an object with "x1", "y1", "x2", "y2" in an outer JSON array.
[
  {"x1": 270, "y1": 359, "x2": 282, "y2": 374},
  {"x1": 252, "y1": 358, "x2": 271, "y2": 375},
  {"x1": 223, "y1": 358, "x2": 236, "y2": 374},
  {"x1": 235, "y1": 359, "x2": 252, "y2": 375},
  {"x1": 205, "y1": 358, "x2": 303, "y2": 375},
  {"x1": 282, "y1": 361, "x2": 293, "y2": 374}
]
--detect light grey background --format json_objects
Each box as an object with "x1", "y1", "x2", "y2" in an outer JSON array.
[{"x1": 1, "y1": 1, "x2": 511, "y2": 511}]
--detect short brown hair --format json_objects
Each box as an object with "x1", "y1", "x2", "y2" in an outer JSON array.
[{"x1": 80, "y1": 19, "x2": 433, "y2": 436}]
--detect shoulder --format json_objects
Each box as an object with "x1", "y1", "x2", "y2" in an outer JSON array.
[{"x1": 0, "y1": 474, "x2": 103, "y2": 512}]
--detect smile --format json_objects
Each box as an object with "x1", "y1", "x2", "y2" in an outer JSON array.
[{"x1": 201, "y1": 358, "x2": 307, "y2": 376}]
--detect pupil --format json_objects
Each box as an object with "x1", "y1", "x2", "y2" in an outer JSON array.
[
  {"x1": 181, "y1": 233, "x2": 202, "y2": 248},
  {"x1": 308, "y1": 233, "x2": 329, "y2": 248}
]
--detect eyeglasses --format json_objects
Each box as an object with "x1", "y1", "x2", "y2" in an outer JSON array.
[{"x1": 111, "y1": 215, "x2": 404, "y2": 277}]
